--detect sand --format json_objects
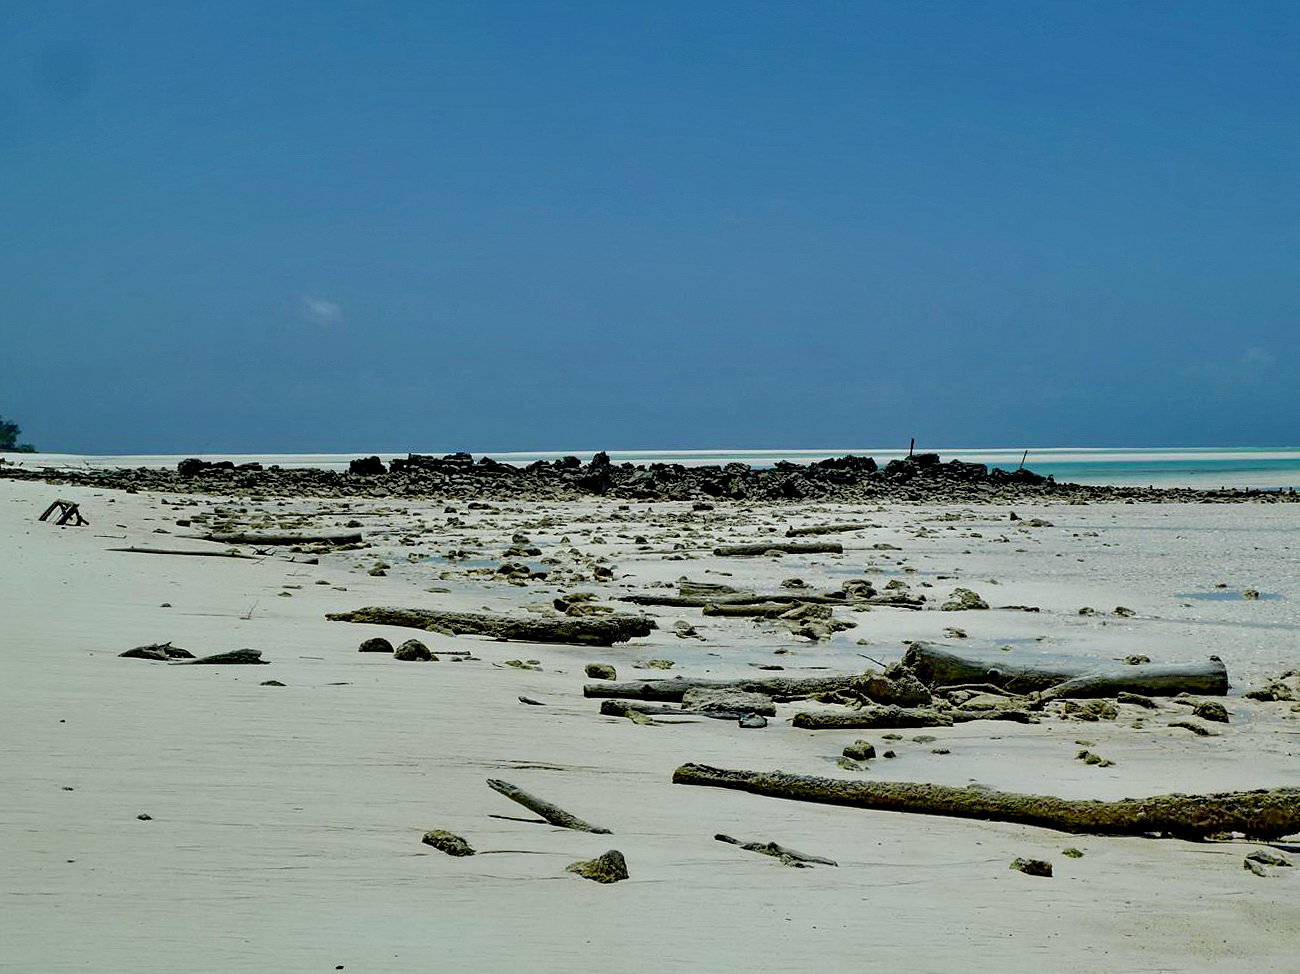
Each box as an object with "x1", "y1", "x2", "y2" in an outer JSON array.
[{"x1": 4, "y1": 476, "x2": 1300, "y2": 972}]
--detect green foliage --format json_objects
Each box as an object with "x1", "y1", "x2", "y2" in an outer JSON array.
[{"x1": 0, "y1": 415, "x2": 37, "y2": 452}]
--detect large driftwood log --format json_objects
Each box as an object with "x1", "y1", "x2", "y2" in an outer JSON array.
[
  {"x1": 701, "y1": 602, "x2": 790, "y2": 618},
  {"x1": 620, "y1": 592, "x2": 848, "y2": 608},
  {"x1": 327, "y1": 607, "x2": 653, "y2": 646},
  {"x1": 672, "y1": 764, "x2": 1300, "y2": 840},
  {"x1": 203, "y1": 531, "x2": 363, "y2": 545},
  {"x1": 713, "y1": 542, "x2": 843, "y2": 556},
  {"x1": 785, "y1": 523, "x2": 877, "y2": 537},
  {"x1": 108, "y1": 546, "x2": 257, "y2": 559},
  {"x1": 1039, "y1": 661, "x2": 1229, "y2": 700},
  {"x1": 583, "y1": 672, "x2": 930, "y2": 706},
  {"x1": 486, "y1": 779, "x2": 611, "y2": 833},
  {"x1": 903, "y1": 643, "x2": 1229, "y2": 697}
]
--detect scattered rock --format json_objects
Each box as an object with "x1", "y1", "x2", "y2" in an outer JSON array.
[
  {"x1": 421, "y1": 830, "x2": 475, "y2": 856},
  {"x1": 119, "y1": 642, "x2": 194, "y2": 660},
  {"x1": 842, "y1": 740, "x2": 877, "y2": 761},
  {"x1": 359, "y1": 637, "x2": 394, "y2": 654},
  {"x1": 1010, "y1": 857, "x2": 1052, "y2": 877},
  {"x1": 1168, "y1": 719, "x2": 1217, "y2": 736},
  {"x1": 738, "y1": 713, "x2": 768, "y2": 728},
  {"x1": 261, "y1": 680, "x2": 286, "y2": 687},
  {"x1": 941, "y1": 588, "x2": 988, "y2": 611},
  {"x1": 1245, "y1": 848, "x2": 1292, "y2": 868},
  {"x1": 394, "y1": 639, "x2": 434, "y2": 661},
  {"x1": 585, "y1": 663, "x2": 617, "y2": 680},
  {"x1": 1117, "y1": 691, "x2": 1157, "y2": 709},
  {"x1": 566, "y1": 849, "x2": 628, "y2": 883},
  {"x1": 1062, "y1": 848, "x2": 1084, "y2": 858},
  {"x1": 1113, "y1": 606, "x2": 1136, "y2": 618},
  {"x1": 1192, "y1": 700, "x2": 1229, "y2": 723}
]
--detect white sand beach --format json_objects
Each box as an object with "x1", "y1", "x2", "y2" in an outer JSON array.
[{"x1": 5, "y1": 476, "x2": 1300, "y2": 973}]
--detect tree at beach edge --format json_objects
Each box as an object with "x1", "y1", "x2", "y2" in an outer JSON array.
[{"x1": 0, "y1": 414, "x2": 37, "y2": 452}]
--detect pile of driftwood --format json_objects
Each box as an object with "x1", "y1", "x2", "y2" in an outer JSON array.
[{"x1": 587, "y1": 640, "x2": 1288, "y2": 839}]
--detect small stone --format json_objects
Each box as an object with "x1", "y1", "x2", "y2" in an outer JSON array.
[
  {"x1": 882, "y1": 749, "x2": 897, "y2": 758},
  {"x1": 394, "y1": 639, "x2": 434, "y2": 661},
  {"x1": 842, "y1": 740, "x2": 876, "y2": 761},
  {"x1": 359, "y1": 637, "x2": 394, "y2": 654},
  {"x1": 836, "y1": 756, "x2": 861, "y2": 770},
  {"x1": 422, "y1": 830, "x2": 475, "y2": 856},
  {"x1": 738, "y1": 713, "x2": 768, "y2": 728},
  {"x1": 504, "y1": 659, "x2": 541, "y2": 670},
  {"x1": 1062, "y1": 848, "x2": 1084, "y2": 858},
  {"x1": 1122, "y1": 654, "x2": 1151, "y2": 665},
  {"x1": 1010, "y1": 857, "x2": 1052, "y2": 877},
  {"x1": 585, "y1": 663, "x2": 617, "y2": 680},
  {"x1": 566, "y1": 849, "x2": 628, "y2": 883},
  {"x1": 137, "y1": 813, "x2": 152, "y2": 821},
  {"x1": 1113, "y1": 606, "x2": 1136, "y2": 617},
  {"x1": 641, "y1": 659, "x2": 674, "y2": 670},
  {"x1": 261, "y1": 680, "x2": 286, "y2": 686},
  {"x1": 1244, "y1": 858, "x2": 1270, "y2": 877},
  {"x1": 1243, "y1": 588, "x2": 1261, "y2": 600}
]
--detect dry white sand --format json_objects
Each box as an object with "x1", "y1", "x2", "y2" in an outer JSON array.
[{"x1": 5, "y1": 477, "x2": 1300, "y2": 973}]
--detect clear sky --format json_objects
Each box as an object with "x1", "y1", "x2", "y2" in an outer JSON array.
[{"x1": 3, "y1": 1, "x2": 1297, "y2": 454}]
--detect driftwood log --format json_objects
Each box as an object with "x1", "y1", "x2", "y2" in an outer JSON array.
[
  {"x1": 903, "y1": 643, "x2": 1229, "y2": 698},
  {"x1": 486, "y1": 779, "x2": 611, "y2": 834},
  {"x1": 584, "y1": 672, "x2": 931, "y2": 706},
  {"x1": 791, "y1": 706, "x2": 953, "y2": 729},
  {"x1": 672, "y1": 764, "x2": 1300, "y2": 840},
  {"x1": 327, "y1": 607, "x2": 653, "y2": 646},
  {"x1": 620, "y1": 592, "x2": 848, "y2": 608},
  {"x1": 785, "y1": 523, "x2": 876, "y2": 537},
  {"x1": 713, "y1": 542, "x2": 843, "y2": 556},
  {"x1": 715, "y1": 833, "x2": 838, "y2": 867},
  {"x1": 203, "y1": 531, "x2": 363, "y2": 546},
  {"x1": 601, "y1": 700, "x2": 734, "y2": 721},
  {"x1": 108, "y1": 546, "x2": 257, "y2": 559}
]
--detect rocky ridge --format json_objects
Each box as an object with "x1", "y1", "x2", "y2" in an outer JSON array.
[{"x1": 3, "y1": 450, "x2": 1295, "y2": 504}]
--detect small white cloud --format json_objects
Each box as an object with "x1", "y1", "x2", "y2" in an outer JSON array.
[
  {"x1": 300, "y1": 295, "x2": 344, "y2": 327},
  {"x1": 1241, "y1": 346, "x2": 1275, "y2": 367}
]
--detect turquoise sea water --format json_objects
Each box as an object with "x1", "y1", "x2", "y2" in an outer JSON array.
[{"x1": 8, "y1": 446, "x2": 1300, "y2": 490}]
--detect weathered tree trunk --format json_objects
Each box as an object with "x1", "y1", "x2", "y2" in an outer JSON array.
[
  {"x1": 672, "y1": 764, "x2": 1300, "y2": 840},
  {"x1": 713, "y1": 542, "x2": 843, "y2": 556},
  {"x1": 485, "y1": 779, "x2": 611, "y2": 833},
  {"x1": 203, "y1": 531, "x2": 363, "y2": 545},
  {"x1": 600, "y1": 700, "x2": 743, "y2": 721},
  {"x1": 583, "y1": 672, "x2": 930, "y2": 706},
  {"x1": 701, "y1": 602, "x2": 790, "y2": 618},
  {"x1": 1039, "y1": 661, "x2": 1229, "y2": 700},
  {"x1": 109, "y1": 546, "x2": 257, "y2": 559},
  {"x1": 785, "y1": 523, "x2": 877, "y2": 537},
  {"x1": 327, "y1": 607, "x2": 653, "y2": 646},
  {"x1": 903, "y1": 643, "x2": 1229, "y2": 697},
  {"x1": 791, "y1": 706, "x2": 953, "y2": 729},
  {"x1": 620, "y1": 592, "x2": 848, "y2": 608}
]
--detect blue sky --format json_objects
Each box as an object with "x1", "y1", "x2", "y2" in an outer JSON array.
[{"x1": 3, "y1": 1, "x2": 1297, "y2": 453}]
